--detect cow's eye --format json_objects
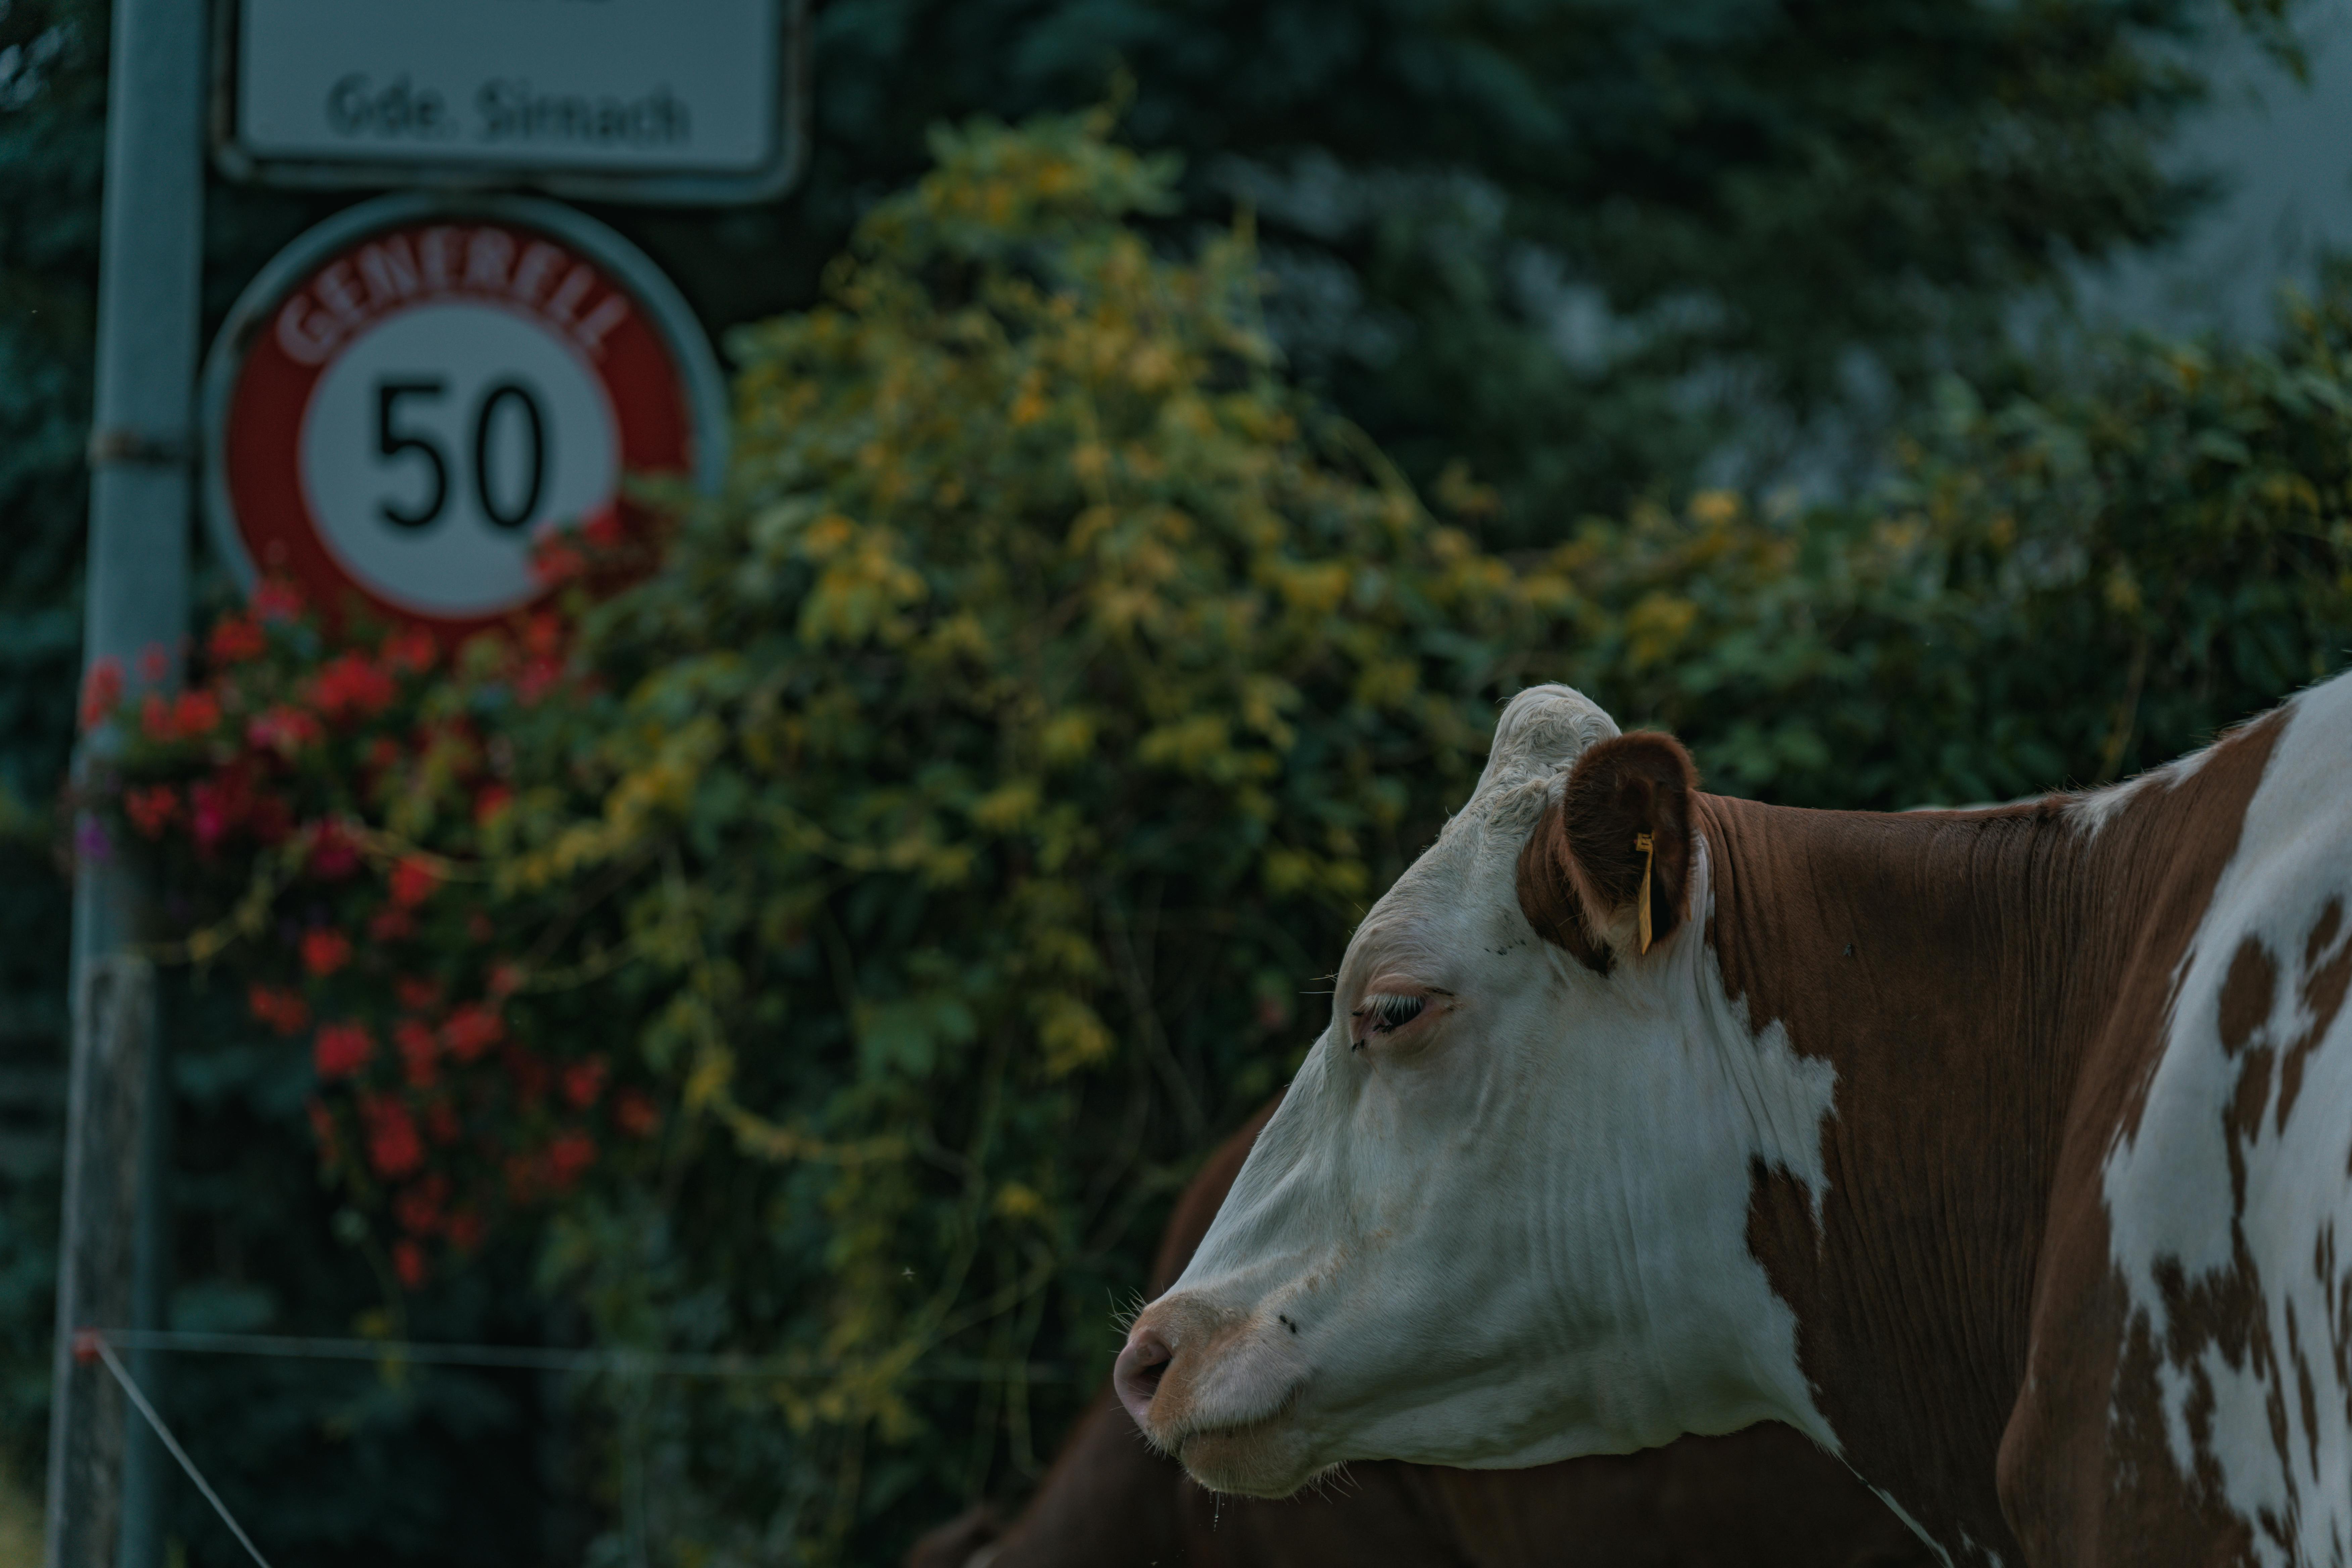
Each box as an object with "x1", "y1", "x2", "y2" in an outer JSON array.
[{"x1": 1353, "y1": 993, "x2": 1426, "y2": 1046}]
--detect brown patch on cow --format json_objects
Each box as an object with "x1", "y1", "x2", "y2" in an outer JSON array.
[
  {"x1": 1434, "y1": 1425, "x2": 1931, "y2": 1568},
  {"x1": 1519, "y1": 732, "x2": 1697, "y2": 973},
  {"x1": 2215, "y1": 938, "x2": 2284, "y2": 1216},
  {"x1": 1702, "y1": 789, "x2": 2081, "y2": 1560},
  {"x1": 917, "y1": 1097, "x2": 1936, "y2": 1568},
  {"x1": 2277, "y1": 897, "x2": 2351, "y2": 1133},
  {"x1": 2287, "y1": 1299, "x2": 2321, "y2": 1481},
  {"x1": 1675, "y1": 705, "x2": 2293, "y2": 1563},
  {"x1": 2223, "y1": 1043, "x2": 2275, "y2": 1216},
  {"x1": 2101, "y1": 1287, "x2": 2263, "y2": 1567},
  {"x1": 1994, "y1": 708, "x2": 2291, "y2": 1564},
  {"x1": 2218, "y1": 938, "x2": 2277, "y2": 1057}
]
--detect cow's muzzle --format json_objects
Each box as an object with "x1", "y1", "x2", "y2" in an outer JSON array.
[{"x1": 1112, "y1": 1292, "x2": 1317, "y2": 1493}]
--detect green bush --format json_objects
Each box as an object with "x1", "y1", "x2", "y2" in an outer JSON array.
[
  {"x1": 514, "y1": 106, "x2": 1592, "y2": 1559},
  {"x1": 1549, "y1": 292, "x2": 2352, "y2": 810}
]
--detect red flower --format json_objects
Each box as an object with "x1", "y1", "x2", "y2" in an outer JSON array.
[
  {"x1": 300, "y1": 928, "x2": 352, "y2": 977},
  {"x1": 248, "y1": 792, "x2": 295, "y2": 845},
  {"x1": 504, "y1": 1152, "x2": 539, "y2": 1206},
  {"x1": 394, "y1": 1018, "x2": 439, "y2": 1088},
  {"x1": 313, "y1": 1021, "x2": 375, "y2": 1080},
  {"x1": 189, "y1": 777, "x2": 235, "y2": 850},
  {"x1": 392, "y1": 1238, "x2": 428, "y2": 1289},
  {"x1": 522, "y1": 612, "x2": 564, "y2": 659},
  {"x1": 124, "y1": 785, "x2": 181, "y2": 838},
  {"x1": 170, "y1": 689, "x2": 221, "y2": 739},
  {"x1": 581, "y1": 506, "x2": 625, "y2": 549},
  {"x1": 440, "y1": 1003, "x2": 504, "y2": 1062},
  {"x1": 472, "y1": 784, "x2": 513, "y2": 829},
  {"x1": 515, "y1": 656, "x2": 564, "y2": 706},
  {"x1": 206, "y1": 614, "x2": 266, "y2": 665},
  {"x1": 367, "y1": 906, "x2": 415, "y2": 943},
  {"x1": 487, "y1": 963, "x2": 523, "y2": 1000},
  {"x1": 246, "y1": 705, "x2": 323, "y2": 758},
  {"x1": 304, "y1": 1097, "x2": 339, "y2": 1162},
  {"x1": 393, "y1": 975, "x2": 442, "y2": 1012},
  {"x1": 138, "y1": 693, "x2": 173, "y2": 742},
  {"x1": 393, "y1": 1174, "x2": 448, "y2": 1237},
  {"x1": 381, "y1": 625, "x2": 437, "y2": 675},
  {"x1": 79, "y1": 657, "x2": 125, "y2": 731},
  {"x1": 361, "y1": 1095, "x2": 424, "y2": 1179},
  {"x1": 137, "y1": 644, "x2": 172, "y2": 684},
  {"x1": 505, "y1": 1048, "x2": 549, "y2": 1110},
  {"x1": 531, "y1": 541, "x2": 587, "y2": 586},
  {"x1": 308, "y1": 652, "x2": 398, "y2": 722},
  {"x1": 78, "y1": 658, "x2": 124, "y2": 731},
  {"x1": 560, "y1": 1058, "x2": 607, "y2": 1110},
  {"x1": 308, "y1": 822, "x2": 361, "y2": 880},
  {"x1": 445, "y1": 1209, "x2": 485, "y2": 1254},
  {"x1": 388, "y1": 856, "x2": 439, "y2": 909},
  {"x1": 544, "y1": 1131, "x2": 596, "y2": 1192},
  {"x1": 424, "y1": 1099, "x2": 461, "y2": 1146},
  {"x1": 247, "y1": 983, "x2": 310, "y2": 1037},
  {"x1": 612, "y1": 1089, "x2": 661, "y2": 1139},
  {"x1": 252, "y1": 579, "x2": 305, "y2": 623}
]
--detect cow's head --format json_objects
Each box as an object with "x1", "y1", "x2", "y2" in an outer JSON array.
[{"x1": 1113, "y1": 686, "x2": 1838, "y2": 1496}]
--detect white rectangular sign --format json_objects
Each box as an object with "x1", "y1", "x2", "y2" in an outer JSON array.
[{"x1": 222, "y1": 0, "x2": 801, "y2": 205}]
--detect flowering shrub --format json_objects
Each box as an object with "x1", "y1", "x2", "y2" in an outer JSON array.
[{"x1": 84, "y1": 583, "x2": 663, "y2": 1288}]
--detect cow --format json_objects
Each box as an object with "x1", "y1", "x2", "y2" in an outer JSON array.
[
  {"x1": 912, "y1": 1099, "x2": 1929, "y2": 1567},
  {"x1": 1112, "y1": 677, "x2": 2352, "y2": 1566}
]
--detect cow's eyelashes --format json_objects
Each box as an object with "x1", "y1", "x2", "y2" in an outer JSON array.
[{"x1": 1352, "y1": 993, "x2": 1427, "y2": 1047}]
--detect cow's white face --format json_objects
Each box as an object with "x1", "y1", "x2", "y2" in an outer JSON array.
[{"x1": 1113, "y1": 686, "x2": 1841, "y2": 1496}]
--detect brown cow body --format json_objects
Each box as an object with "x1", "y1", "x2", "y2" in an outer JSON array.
[
  {"x1": 1117, "y1": 679, "x2": 2352, "y2": 1566},
  {"x1": 913, "y1": 1102, "x2": 1926, "y2": 1567}
]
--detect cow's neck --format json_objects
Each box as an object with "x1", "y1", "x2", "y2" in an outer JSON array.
[{"x1": 1689, "y1": 788, "x2": 2162, "y2": 1563}]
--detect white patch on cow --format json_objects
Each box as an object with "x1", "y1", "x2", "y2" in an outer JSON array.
[
  {"x1": 2102, "y1": 674, "x2": 2352, "y2": 1566},
  {"x1": 1145, "y1": 684, "x2": 1847, "y2": 1490},
  {"x1": 2066, "y1": 741, "x2": 2217, "y2": 838}
]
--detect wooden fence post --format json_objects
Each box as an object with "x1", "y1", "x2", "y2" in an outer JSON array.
[{"x1": 44, "y1": 951, "x2": 155, "y2": 1568}]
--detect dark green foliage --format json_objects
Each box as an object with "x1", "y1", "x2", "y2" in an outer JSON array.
[
  {"x1": 689, "y1": 0, "x2": 2288, "y2": 536},
  {"x1": 0, "y1": 0, "x2": 101, "y2": 1490},
  {"x1": 1552, "y1": 289, "x2": 2352, "y2": 813}
]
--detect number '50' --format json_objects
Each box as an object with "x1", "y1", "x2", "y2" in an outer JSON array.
[{"x1": 374, "y1": 377, "x2": 547, "y2": 531}]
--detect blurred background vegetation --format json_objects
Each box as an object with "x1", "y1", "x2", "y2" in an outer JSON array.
[{"x1": 2, "y1": 0, "x2": 2350, "y2": 1561}]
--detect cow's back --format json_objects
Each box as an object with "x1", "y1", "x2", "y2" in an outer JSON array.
[{"x1": 2005, "y1": 678, "x2": 2352, "y2": 1563}]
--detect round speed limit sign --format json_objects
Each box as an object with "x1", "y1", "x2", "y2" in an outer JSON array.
[{"x1": 203, "y1": 194, "x2": 725, "y2": 631}]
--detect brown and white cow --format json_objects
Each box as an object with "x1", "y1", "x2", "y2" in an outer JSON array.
[
  {"x1": 913, "y1": 1097, "x2": 1928, "y2": 1567},
  {"x1": 1113, "y1": 679, "x2": 2352, "y2": 1565}
]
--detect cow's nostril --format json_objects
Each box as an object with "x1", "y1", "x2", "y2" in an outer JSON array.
[{"x1": 1113, "y1": 1326, "x2": 1174, "y2": 1431}]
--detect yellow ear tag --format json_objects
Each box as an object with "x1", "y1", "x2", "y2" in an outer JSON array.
[{"x1": 1634, "y1": 831, "x2": 1656, "y2": 954}]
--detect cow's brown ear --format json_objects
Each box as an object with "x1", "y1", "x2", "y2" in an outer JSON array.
[{"x1": 1517, "y1": 732, "x2": 1697, "y2": 971}]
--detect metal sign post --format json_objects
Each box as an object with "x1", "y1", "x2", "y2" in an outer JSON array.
[{"x1": 47, "y1": 0, "x2": 204, "y2": 1563}]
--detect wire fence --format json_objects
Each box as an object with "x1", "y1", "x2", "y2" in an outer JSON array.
[
  {"x1": 94, "y1": 1326, "x2": 1072, "y2": 1382},
  {"x1": 78, "y1": 1324, "x2": 1080, "y2": 1565}
]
